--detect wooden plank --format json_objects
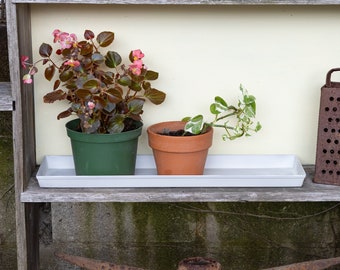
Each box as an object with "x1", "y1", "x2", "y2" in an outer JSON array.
[
  {"x1": 0, "y1": 82, "x2": 12, "y2": 111},
  {"x1": 25, "y1": 203, "x2": 41, "y2": 270},
  {"x1": 10, "y1": 0, "x2": 340, "y2": 5},
  {"x1": 20, "y1": 166, "x2": 340, "y2": 203},
  {"x1": 6, "y1": 1, "x2": 29, "y2": 269},
  {"x1": 7, "y1": 0, "x2": 37, "y2": 269}
]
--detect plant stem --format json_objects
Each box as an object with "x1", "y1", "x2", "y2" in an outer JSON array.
[{"x1": 215, "y1": 110, "x2": 239, "y2": 123}]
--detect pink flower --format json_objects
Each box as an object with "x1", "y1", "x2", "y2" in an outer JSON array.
[
  {"x1": 22, "y1": 74, "x2": 32, "y2": 84},
  {"x1": 53, "y1": 29, "x2": 77, "y2": 49},
  {"x1": 129, "y1": 60, "x2": 143, "y2": 75},
  {"x1": 52, "y1": 29, "x2": 62, "y2": 42},
  {"x1": 29, "y1": 66, "x2": 38, "y2": 75},
  {"x1": 64, "y1": 59, "x2": 80, "y2": 67},
  {"x1": 21, "y1": 55, "x2": 29, "y2": 69},
  {"x1": 132, "y1": 49, "x2": 144, "y2": 61},
  {"x1": 87, "y1": 101, "x2": 95, "y2": 110}
]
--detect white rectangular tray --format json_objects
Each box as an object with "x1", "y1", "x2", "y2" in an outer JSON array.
[{"x1": 36, "y1": 155, "x2": 306, "y2": 188}]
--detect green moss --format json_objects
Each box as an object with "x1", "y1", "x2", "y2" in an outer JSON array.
[
  {"x1": 83, "y1": 203, "x2": 95, "y2": 258},
  {"x1": 0, "y1": 112, "x2": 16, "y2": 270},
  {"x1": 48, "y1": 201, "x2": 340, "y2": 270},
  {"x1": 0, "y1": 112, "x2": 13, "y2": 196},
  {"x1": 124, "y1": 202, "x2": 340, "y2": 269}
]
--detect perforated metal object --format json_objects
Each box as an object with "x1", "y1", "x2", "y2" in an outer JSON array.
[{"x1": 314, "y1": 68, "x2": 340, "y2": 185}]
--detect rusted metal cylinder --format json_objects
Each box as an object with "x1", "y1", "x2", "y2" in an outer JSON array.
[{"x1": 177, "y1": 257, "x2": 222, "y2": 270}]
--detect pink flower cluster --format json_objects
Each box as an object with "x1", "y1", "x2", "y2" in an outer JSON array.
[
  {"x1": 21, "y1": 55, "x2": 33, "y2": 83},
  {"x1": 52, "y1": 29, "x2": 77, "y2": 50},
  {"x1": 87, "y1": 101, "x2": 95, "y2": 110},
  {"x1": 53, "y1": 29, "x2": 81, "y2": 67},
  {"x1": 21, "y1": 32, "x2": 148, "y2": 85},
  {"x1": 21, "y1": 29, "x2": 81, "y2": 84},
  {"x1": 129, "y1": 49, "x2": 145, "y2": 76}
]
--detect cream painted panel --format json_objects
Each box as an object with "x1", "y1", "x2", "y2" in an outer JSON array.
[{"x1": 31, "y1": 4, "x2": 340, "y2": 164}]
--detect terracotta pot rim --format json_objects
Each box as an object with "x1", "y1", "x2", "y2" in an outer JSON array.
[
  {"x1": 147, "y1": 121, "x2": 213, "y2": 152},
  {"x1": 147, "y1": 120, "x2": 212, "y2": 137}
]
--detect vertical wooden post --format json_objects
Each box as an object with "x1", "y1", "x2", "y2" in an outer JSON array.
[
  {"x1": 6, "y1": 0, "x2": 37, "y2": 269},
  {"x1": 26, "y1": 203, "x2": 41, "y2": 270}
]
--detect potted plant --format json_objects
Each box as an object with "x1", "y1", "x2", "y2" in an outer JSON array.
[
  {"x1": 21, "y1": 29, "x2": 166, "y2": 175},
  {"x1": 147, "y1": 85, "x2": 261, "y2": 175}
]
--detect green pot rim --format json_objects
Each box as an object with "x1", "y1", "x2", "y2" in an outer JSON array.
[{"x1": 66, "y1": 118, "x2": 143, "y2": 143}]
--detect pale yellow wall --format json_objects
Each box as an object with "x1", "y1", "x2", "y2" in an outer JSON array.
[{"x1": 31, "y1": 4, "x2": 340, "y2": 164}]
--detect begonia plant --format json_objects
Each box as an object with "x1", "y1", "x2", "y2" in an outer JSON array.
[{"x1": 21, "y1": 29, "x2": 166, "y2": 134}]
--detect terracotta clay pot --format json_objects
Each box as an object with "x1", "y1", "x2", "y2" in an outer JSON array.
[
  {"x1": 147, "y1": 121, "x2": 213, "y2": 175},
  {"x1": 177, "y1": 257, "x2": 222, "y2": 270}
]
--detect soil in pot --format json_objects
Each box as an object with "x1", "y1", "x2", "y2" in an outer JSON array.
[{"x1": 147, "y1": 121, "x2": 213, "y2": 175}]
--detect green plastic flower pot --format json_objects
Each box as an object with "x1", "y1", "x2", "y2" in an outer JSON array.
[{"x1": 66, "y1": 119, "x2": 143, "y2": 175}]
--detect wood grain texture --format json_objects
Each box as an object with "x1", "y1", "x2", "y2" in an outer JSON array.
[
  {"x1": 6, "y1": 2, "x2": 30, "y2": 269},
  {"x1": 10, "y1": 0, "x2": 340, "y2": 5},
  {"x1": 9, "y1": 0, "x2": 340, "y2": 268},
  {"x1": 0, "y1": 82, "x2": 12, "y2": 111},
  {"x1": 7, "y1": 1, "x2": 37, "y2": 269},
  {"x1": 21, "y1": 166, "x2": 340, "y2": 203}
]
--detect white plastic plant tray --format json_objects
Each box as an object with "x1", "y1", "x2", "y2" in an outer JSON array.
[{"x1": 36, "y1": 155, "x2": 306, "y2": 188}]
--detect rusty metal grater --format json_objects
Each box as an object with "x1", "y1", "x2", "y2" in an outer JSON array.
[{"x1": 314, "y1": 68, "x2": 340, "y2": 185}]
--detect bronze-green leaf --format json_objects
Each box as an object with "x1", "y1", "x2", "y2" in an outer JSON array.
[
  {"x1": 117, "y1": 75, "x2": 131, "y2": 86},
  {"x1": 61, "y1": 48, "x2": 71, "y2": 58},
  {"x1": 92, "y1": 52, "x2": 104, "y2": 65},
  {"x1": 57, "y1": 109, "x2": 72, "y2": 120},
  {"x1": 39, "y1": 43, "x2": 52, "y2": 57},
  {"x1": 93, "y1": 96, "x2": 107, "y2": 109},
  {"x1": 128, "y1": 99, "x2": 144, "y2": 114},
  {"x1": 108, "y1": 115, "x2": 125, "y2": 134},
  {"x1": 79, "y1": 41, "x2": 93, "y2": 56},
  {"x1": 81, "y1": 57, "x2": 92, "y2": 70},
  {"x1": 145, "y1": 70, "x2": 159, "y2": 80},
  {"x1": 107, "y1": 88, "x2": 123, "y2": 103},
  {"x1": 75, "y1": 89, "x2": 92, "y2": 100},
  {"x1": 105, "y1": 51, "x2": 122, "y2": 68},
  {"x1": 97, "y1": 31, "x2": 114, "y2": 47},
  {"x1": 84, "y1": 29, "x2": 95, "y2": 40},
  {"x1": 84, "y1": 119, "x2": 101, "y2": 134},
  {"x1": 103, "y1": 102, "x2": 116, "y2": 114},
  {"x1": 107, "y1": 87, "x2": 123, "y2": 97},
  {"x1": 44, "y1": 65, "x2": 55, "y2": 81},
  {"x1": 142, "y1": 81, "x2": 151, "y2": 91},
  {"x1": 53, "y1": 79, "x2": 60, "y2": 91},
  {"x1": 83, "y1": 79, "x2": 100, "y2": 90},
  {"x1": 130, "y1": 81, "x2": 142, "y2": 92},
  {"x1": 144, "y1": 88, "x2": 166, "y2": 105},
  {"x1": 129, "y1": 50, "x2": 134, "y2": 63},
  {"x1": 43, "y1": 90, "x2": 67, "y2": 103},
  {"x1": 59, "y1": 70, "x2": 74, "y2": 82}
]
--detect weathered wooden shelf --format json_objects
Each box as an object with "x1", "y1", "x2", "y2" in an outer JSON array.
[
  {"x1": 0, "y1": 82, "x2": 12, "y2": 111},
  {"x1": 7, "y1": 0, "x2": 340, "y2": 268},
  {"x1": 20, "y1": 166, "x2": 340, "y2": 203},
  {"x1": 11, "y1": 0, "x2": 340, "y2": 5}
]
